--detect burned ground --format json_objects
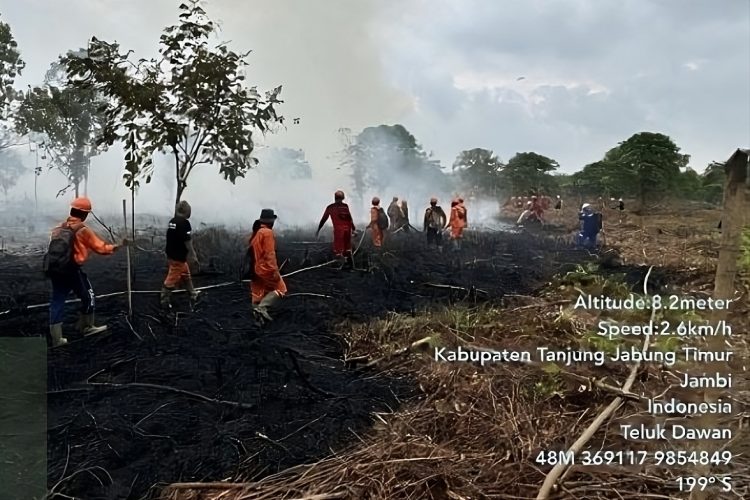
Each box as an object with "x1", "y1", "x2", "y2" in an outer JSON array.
[{"x1": 2, "y1": 227, "x2": 638, "y2": 499}]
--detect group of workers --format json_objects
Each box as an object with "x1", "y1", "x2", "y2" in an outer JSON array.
[
  {"x1": 511, "y1": 194, "x2": 560, "y2": 226},
  {"x1": 44, "y1": 191, "x2": 469, "y2": 347}
]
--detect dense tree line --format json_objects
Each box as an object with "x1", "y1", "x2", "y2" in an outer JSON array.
[{"x1": 0, "y1": 2, "x2": 730, "y2": 207}]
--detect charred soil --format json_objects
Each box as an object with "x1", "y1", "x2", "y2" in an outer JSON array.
[{"x1": 1, "y1": 228, "x2": 596, "y2": 499}]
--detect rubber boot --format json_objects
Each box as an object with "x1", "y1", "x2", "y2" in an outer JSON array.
[
  {"x1": 253, "y1": 292, "x2": 280, "y2": 322},
  {"x1": 80, "y1": 314, "x2": 107, "y2": 336},
  {"x1": 160, "y1": 286, "x2": 173, "y2": 310},
  {"x1": 50, "y1": 323, "x2": 68, "y2": 347},
  {"x1": 185, "y1": 280, "x2": 201, "y2": 310}
]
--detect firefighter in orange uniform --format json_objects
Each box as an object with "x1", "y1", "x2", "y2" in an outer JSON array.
[
  {"x1": 316, "y1": 190, "x2": 356, "y2": 269},
  {"x1": 249, "y1": 208, "x2": 287, "y2": 321},
  {"x1": 47, "y1": 197, "x2": 127, "y2": 346},
  {"x1": 448, "y1": 198, "x2": 467, "y2": 250},
  {"x1": 369, "y1": 197, "x2": 384, "y2": 248}
]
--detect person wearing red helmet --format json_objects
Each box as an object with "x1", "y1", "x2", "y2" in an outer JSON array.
[
  {"x1": 45, "y1": 196, "x2": 127, "y2": 347},
  {"x1": 316, "y1": 190, "x2": 356, "y2": 269}
]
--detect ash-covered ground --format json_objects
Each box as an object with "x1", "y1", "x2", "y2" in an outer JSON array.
[{"x1": 1, "y1": 226, "x2": 599, "y2": 499}]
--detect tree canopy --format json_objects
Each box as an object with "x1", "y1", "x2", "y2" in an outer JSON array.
[
  {"x1": 500, "y1": 152, "x2": 560, "y2": 195},
  {"x1": 615, "y1": 132, "x2": 689, "y2": 204},
  {"x1": 452, "y1": 148, "x2": 503, "y2": 196},
  {"x1": 341, "y1": 124, "x2": 446, "y2": 200},
  {"x1": 0, "y1": 146, "x2": 24, "y2": 198},
  {"x1": 256, "y1": 147, "x2": 312, "y2": 180},
  {"x1": 15, "y1": 55, "x2": 108, "y2": 196},
  {"x1": 62, "y1": 0, "x2": 283, "y2": 204},
  {"x1": 0, "y1": 13, "x2": 24, "y2": 113}
]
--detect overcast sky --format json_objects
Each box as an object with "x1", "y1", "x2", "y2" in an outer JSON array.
[{"x1": 2, "y1": 0, "x2": 749, "y2": 219}]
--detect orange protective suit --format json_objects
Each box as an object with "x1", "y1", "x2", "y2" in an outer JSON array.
[
  {"x1": 66, "y1": 216, "x2": 116, "y2": 265},
  {"x1": 369, "y1": 206, "x2": 383, "y2": 247},
  {"x1": 164, "y1": 260, "x2": 191, "y2": 288},
  {"x1": 449, "y1": 203, "x2": 466, "y2": 239},
  {"x1": 249, "y1": 225, "x2": 287, "y2": 304}
]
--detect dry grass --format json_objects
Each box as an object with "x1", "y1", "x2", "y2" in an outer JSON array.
[{"x1": 161, "y1": 206, "x2": 750, "y2": 500}]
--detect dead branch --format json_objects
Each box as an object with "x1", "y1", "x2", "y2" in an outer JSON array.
[
  {"x1": 348, "y1": 336, "x2": 434, "y2": 370},
  {"x1": 536, "y1": 265, "x2": 656, "y2": 499},
  {"x1": 75, "y1": 382, "x2": 256, "y2": 411},
  {"x1": 281, "y1": 260, "x2": 338, "y2": 278},
  {"x1": 124, "y1": 316, "x2": 143, "y2": 341},
  {"x1": 422, "y1": 283, "x2": 489, "y2": 295},
  {"x1": 285, "y1": 293, "x2": 335, "y2": 300}
]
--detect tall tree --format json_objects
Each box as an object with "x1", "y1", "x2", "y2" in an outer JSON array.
[
  {"x1": 63, "y1": 0, "x2": 283, "y2": 205},
  {"x1": 0, "y1": 13, "x2": 24, "y2": 114},
  {"x1": 15, "y1": 55, "x2": 107, "y2": 196},
  {"x1": 614, "y1": 132, "x2": 689, "y2": 205},
  {"x1": 701, "y1": 161, "x2": 726, "y2": 204},
  {"x1": 572, "y1": 157, "x2": 638, "y2": 198},
  {"x1": 341, "y1": 124, "x2": 445, "y2": 200},
  {"x1": 452, "y1": 148, "x2": 503, "y2": 197},
  {"x1": 0, "y1": 146, "x2": 24, "y2": 199},
  {"x1": 500, "y1": 152, "x2": 560, "y2": 194}
]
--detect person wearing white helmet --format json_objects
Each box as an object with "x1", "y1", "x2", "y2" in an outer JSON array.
[{"x1": 577, "y1": 203, "x2": 600, "y2": 248}]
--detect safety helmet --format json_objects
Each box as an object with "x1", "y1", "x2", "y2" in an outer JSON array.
[
  {"x1": 581, "y1": 203, "x2": 591, "y2": 211},
  {"x1": 372, "y1": 197, "x2": 380, "y2": 205},
  {"x1": 71, "y1": 197, "x2": 92, "y2": 212},
  {"x1": 334, "y1": 190, "x2": 345, "y2": 200}
]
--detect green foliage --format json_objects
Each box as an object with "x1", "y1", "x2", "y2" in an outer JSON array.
[
  {"x1": 0, "y1": 14, "x2": 24, "y2": 111},
  {"x1": 341, "y1": 124, "x2": 446, "y2": 200},
  {"x1": 615, "y1": 132, "x2": 689, "y2": 205},
  {"x1": 500, "y1": 151, "x2": 559, "y2": 195},
  {"x1": 673, "y1": 167, "x2": 703, "y2": 200},
  {"x1": 532, "y1": 374, "x2": 564, "y2": 398},
  {"x1": 741, "y1": 228, "x2": 750, "y2": 272},
  {"x1": 15, "y1": 55, "x2": 107, "y2": 196},
  {"x1": 572, "y1": 145, "x2": 639, "y2": 198},
  {"x1": 62, "y1": 0, "x2": 283, "y2": 203},
  {"x1": 700, "y1": 161, "x2": 726, "y2": 204},
  {"x1": 452, "y1": 148, "x2": 503, "y2": 196}
]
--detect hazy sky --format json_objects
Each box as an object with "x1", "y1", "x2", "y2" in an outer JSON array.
[{"x1": 2, "y1": 0, "x2": 749, "y2": 220}]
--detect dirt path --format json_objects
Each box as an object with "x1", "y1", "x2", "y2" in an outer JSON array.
[{"x1": 1, "y1": 228, "x2": 593, "y2": 499}]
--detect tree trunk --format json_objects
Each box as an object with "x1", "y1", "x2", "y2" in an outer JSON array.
[
  {"x1": 74, "y1": 181, "x2": 80, "y2": 198},
  {"x1": 689, "y1": 150, "x2": 748, "y2": 500},
  {"x1": 174, "y1": 152, "x2": 184, "y2": 209},
  {"x1": 175, "y1": 182, "x2": 186, "y2": 207}
]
